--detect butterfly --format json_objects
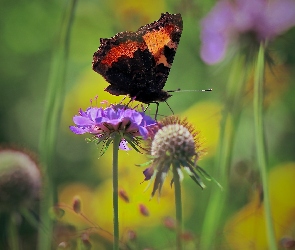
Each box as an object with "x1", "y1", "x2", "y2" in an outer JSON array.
[{"x1": 92, "y1": 12, "x2": 183, "y2": 107}]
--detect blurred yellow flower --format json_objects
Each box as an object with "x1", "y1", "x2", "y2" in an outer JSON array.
[
  {"x1": 224, "y1": 162, "x2": 295, "y2": 249},
  {"x1": 181, "y1": 101, "x2": 223, "y2": 157},
  {"x1": 90, "y1": 143, "x2": 148, "y2": 180},
  {"x1": 107, "y1": 0, "x2": 166, "y2": 31},
  {"x1": 269, "y1": 162, "x2": 295, "y2": 236}
]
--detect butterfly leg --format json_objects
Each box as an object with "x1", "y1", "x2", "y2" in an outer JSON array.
[
  {"x1": 154, "y1": 102, "x2": 159, "y2": 120},
  {"x1": 119, "y1": 95, "x2": 127, "y2": 105},
  {"x1": 143, "y1": 103, "x2": 151, "y2": 112},
  {"x1": 164, "y1": 100, "x2": 174, "y2": 115},
  {"x1": 143, "y1": 102, "x2": 159, "y2": 120},
  {"x1": 124, "y1": 96, "x2": 137, "y2": 109}
]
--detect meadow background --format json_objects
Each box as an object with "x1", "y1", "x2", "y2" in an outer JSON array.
[{"x1": 1, "y1": 0, "x2": 295, "y2": 249}]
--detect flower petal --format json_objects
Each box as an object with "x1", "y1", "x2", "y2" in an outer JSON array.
[
  {"x1": 140, "y1": 113, "x2": 157, "y2": 126},
  {"x1": 73, "y1": 116, "x2": 93, "y2": 126},
  {"x1": 143, "y1": 167, "x2": 154, "y2": 181},
  {"x1": 88, "y1": 107, "x2": 102, "y2": 121},
  {"x1": 263, "y1": 0, "x2": 295, "y2": 38},
  {"x1": 130, "y1": 110, "x2": 143, "y2": 125},
  {"x1": 105, "y1": 107, "x2": 122, "y2": 120},
  {"x1": 69, "y1": 126, "x2": 87, "y2": 134},
  {"x1": 119, "y1": 140, "x2": 130, "y2": 151},
  {"x1": 200, "y1": 32, "x2": 228, "y2": 64},
  {"x1": 200, "y1": 1, "x2": 233, "y2": 64},
  {"x1": 139, "y1": 126, "x2": 149, "y2": 139}
]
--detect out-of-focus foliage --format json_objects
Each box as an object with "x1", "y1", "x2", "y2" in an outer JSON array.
[{"x1": 224, "y1": 162, "x2": 295, "y2": 249}]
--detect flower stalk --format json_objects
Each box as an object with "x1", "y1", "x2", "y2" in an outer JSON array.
[
  {"x1": 173, "y1": 163, "x2": 182, "y2": 250},
  {"x1": 112, "y1": 134, "x2": 120, "y2": 250},
  {"x1": 254, "y1": 43, "x2": 277, "y2": 250},
  {"x1": 8, "y1": 214, "x2": 19, "y2": 250},
  {"x1": 200, "y1": 55, "x2": 247, "y2": 249}
]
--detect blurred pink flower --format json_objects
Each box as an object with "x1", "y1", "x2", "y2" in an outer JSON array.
[{"x1": 200, "y1": 0, "x2": 295, "y2": 64}]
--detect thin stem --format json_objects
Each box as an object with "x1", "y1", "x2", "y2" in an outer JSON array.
[
  {"x1": 200, "y1": 55, "x2": 247, "y2": 249},
  {"x1": 112, "y1": 134, "x2": 120, "y2": 250},
  {"x1": 173, "y1": 163, "x2": 182, "y2": 250},
  {"x1": 254, "y1": 43, "x2": 277, "y2": 250},
  {"x1": 8, "y1": 213, "x2": 19, "y2": 250}
]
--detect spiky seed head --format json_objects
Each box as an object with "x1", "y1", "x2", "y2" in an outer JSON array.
[{"x1": 151, "y1": 124, "x2": 196, "y2": 162}]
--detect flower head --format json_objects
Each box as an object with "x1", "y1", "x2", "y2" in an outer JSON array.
[
  {"x1": 70, "y1": 102, "x2": 156, "y2": 154},
  {"x1": 200, "y1": 0, "x2": 295, "y2": 64},
  {"x1": 141, "y1": 116, "x2": 218, "y2": 198},
  {"x1": 0, "y1": 148, "x2": 42, "y2": 212}
]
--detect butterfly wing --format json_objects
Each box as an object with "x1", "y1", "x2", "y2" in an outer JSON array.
[
  {"x1": 92, "y1": 32, "x2": 151, "y2": 94},
  {"x1": 137, "y1": 12, "x2": 183, "y2": 91}
]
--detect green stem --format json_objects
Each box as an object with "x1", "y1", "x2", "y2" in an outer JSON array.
[
  {"x1": 200, "y1": 55, "x2": 247, "y2": 249},
  {"x1": 38, "y1": 1, "x2": 77, "y2": 249},
  {"x1": 173, "y1": 164, "x2": 182, "y2": 250},
  {"x1": 254, "y1": 43, "x2": 277, "y2": 250},
  {"x1": 112, "y1": 134, "x2": 120, "y2": 250},
  {"x1": 8, "y1": 213, "x2": 19, "y2": 250},
  {"x1": 199, "y1": 113, "x2": 233, "y2": 249}
]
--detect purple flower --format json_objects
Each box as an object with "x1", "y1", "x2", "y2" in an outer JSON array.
[
  {"x1": 70, "y1": 104, "x2": 156, "y2": 151},
  {"x1": 200, "y1": 0, "x2": 295, "y2": 64}
]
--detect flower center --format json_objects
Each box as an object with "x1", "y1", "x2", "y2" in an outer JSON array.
[{"x1": 151, "y1": 124, "x2": 195, "y2": 160}]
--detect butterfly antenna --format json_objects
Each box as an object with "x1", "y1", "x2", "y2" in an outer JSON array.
[
  {"x1": 167, "y1": 88, "x2": 213, "y2": 93},
  {"x1": 118, "y1": 95, "x2": 128, "y2": 104}
]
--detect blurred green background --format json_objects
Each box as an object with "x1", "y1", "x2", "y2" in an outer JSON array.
[{"x1": 1, "y1": 0, "x2": 295, "y2": 249}]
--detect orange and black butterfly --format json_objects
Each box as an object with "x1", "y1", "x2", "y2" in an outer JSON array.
[{"x1": 92, "y1": 13, "x2": 183, "y2": 105}]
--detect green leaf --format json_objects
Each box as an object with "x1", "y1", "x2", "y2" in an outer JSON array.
[
  {"x1": 135, "y1": 160, "x2": 153, "y2": 167},
  {"x1": 196, "y1": 166, "x2": 222, "y2": 189},
  {"x1": 124, "y1": 136, "x2": 142, "y2": 153}
]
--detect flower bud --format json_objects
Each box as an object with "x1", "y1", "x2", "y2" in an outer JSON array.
[
  {"x1": 119, "y1": 189, "x2": 129, "y2": 203},
  {"x1": 139, "y1": 204, "x2": 149, "y2": 217},
  {"x1": 72, "y1": 196, "x2": 81, "y2": 214}
]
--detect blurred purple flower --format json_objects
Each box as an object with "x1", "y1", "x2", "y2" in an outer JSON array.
[
  {"x1": 70, "y1": 104, "x2": 156, "y2": 151},
  {"x1": 200, "y1": 0, "x2": 295, "y2": 64}
]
